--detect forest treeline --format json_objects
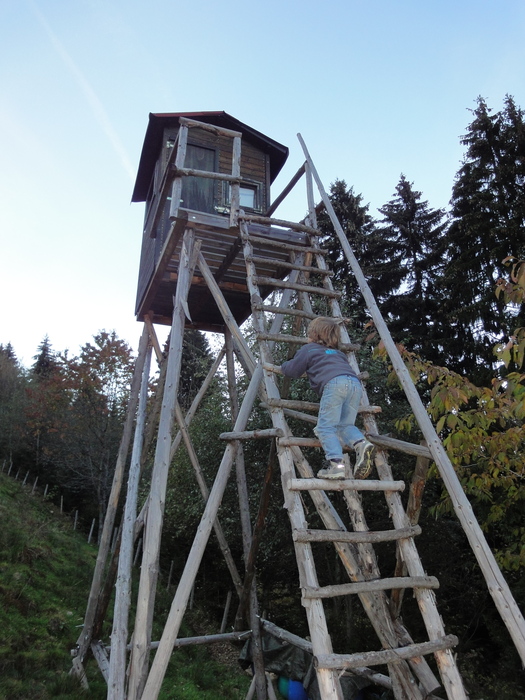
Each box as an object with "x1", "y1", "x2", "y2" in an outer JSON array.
[{"x1": 0, "y1": 95, "x2": 524, "y2": 695}]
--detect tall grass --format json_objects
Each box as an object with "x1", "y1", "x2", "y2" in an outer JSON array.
[{"x1": 0, "y1": 473, "x2": 250, "y2": 699}]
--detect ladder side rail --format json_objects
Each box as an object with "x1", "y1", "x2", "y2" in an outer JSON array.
[
  {"x1": 306, "y1": 174, "x2": 464, "y2": 698},
  {"x1": 288, "y1": 442, "x2": 425, "y2": 700},
  {"x1": 242, "y1": 227, "x2": 345, "y2": 700},
  {"x1": 108, "y1": 342, "x2": 153, "y2": 700},
  {"x1": 140, "y1": 366, "x2": 265, "y2": 700},
  {"x1": 74, "y1": 324, "x2": 150, "y2": 667},
  {"x1": 299, "y1": 132, "x2": 525, "y2": 664},
  {"x1": 128, "y1": 231, "x2": 200, "y2": 700},
  {"x1": 377, "y1": 449, "x2": 468, "y2": 700}
]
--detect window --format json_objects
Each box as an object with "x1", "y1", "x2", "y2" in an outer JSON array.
[
  {"x1": 180, "y1": 144, "x2": 216, "y2": 214},
  {"x1": 224, "y1": 182, "x2": 261, "y2": 212}
]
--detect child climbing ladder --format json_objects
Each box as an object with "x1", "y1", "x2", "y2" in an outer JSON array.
[{"x1": 276, "y1": 316, "x2": 374, "y2": 480}]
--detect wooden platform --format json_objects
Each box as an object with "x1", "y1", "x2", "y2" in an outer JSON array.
[{"x1": 135, "y1": 210, "x2": 308, "y2": 331}]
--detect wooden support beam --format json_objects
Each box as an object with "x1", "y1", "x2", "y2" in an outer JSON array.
[
  {"x1": 108, "y1": 343, "x2": 153, "y2": 700},
  {"x1": 128, "y1": 231, "x2": 200, "y2": 700},
  {"x1": 265, "y1": 163, "x2": 305, "y2": 217},
  {"x1": 315, "y1": 635, "x2": 458, "y2": 670},
  {"x1": 140, "y1": 366, "x2": 265, "y2": 700},
  {"x1": 174, "y1": 402, "x2": 243, "y2": 596},
  {"x1": 74, "y1": 325, "x2": 150, "y2": 668}
]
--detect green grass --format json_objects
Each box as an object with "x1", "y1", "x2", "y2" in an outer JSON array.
[{"x1": 0, "y1": 473, "x2": 251, "y2": 699}]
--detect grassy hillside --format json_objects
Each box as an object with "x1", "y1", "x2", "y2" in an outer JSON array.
[{"x1": 0, "y1": 473, "x2": 251, "y2": 699}]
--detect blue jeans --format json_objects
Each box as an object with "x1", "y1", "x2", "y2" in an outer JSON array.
[{"x1": 314, "y1": 375, "x2": 364, "y2": 461}]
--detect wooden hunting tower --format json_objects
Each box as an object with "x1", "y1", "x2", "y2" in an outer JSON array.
[
  {"x1": 132, "y1": 111, "x2": 296, "y2": 331},
  {"x1": 74, "y1": 112, "x2": 525, "y2": 700}
]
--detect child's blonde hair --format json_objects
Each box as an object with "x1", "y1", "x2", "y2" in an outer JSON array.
[{"x1": 307, "y1": 317, "x2": 341, "y2": 348}]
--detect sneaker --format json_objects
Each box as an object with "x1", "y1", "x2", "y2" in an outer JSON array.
[
  {"x1": 354, "y1": 440, "x2": 374, "y2": 479},
  {"x1": 317, "y1": 459, "x2": 346, "y2": 480}
]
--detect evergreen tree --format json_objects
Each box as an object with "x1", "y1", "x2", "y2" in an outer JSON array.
[
  {"x1": 32, "y1": 335, "x2": 60, "y2": 380},
  {"x1": 0, "y1": 344, "x2": 27, "y2": 460},
  {"x1": 441, "y1": 95, "x2": 525, "y2": 381},
  {"x1": 368, "y1": 175, "x2": 449, "y2": 362},
  {"x1": 316, "y1": 179, "x2": 375, "y2": 327}
]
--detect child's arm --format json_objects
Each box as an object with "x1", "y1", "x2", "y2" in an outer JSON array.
[{"x1": 280, "y1": 345, "x2": 310, "y2": 378}]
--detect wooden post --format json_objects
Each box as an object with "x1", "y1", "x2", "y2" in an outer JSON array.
[
  {"x1": 166, "y1": 561, "x2": 174, "y2": 591},
  {"x1": 74, "y1": 324, "x2": 150, "y2": 667},
  {"x1": 23, "y1": 470, "x2": 29, "y2": 486},
  {"x1": 44, "y1": 484, "x2": 48, "y2": 498},
  {"x1": 169, "y1": 124, "x2": 188, "y2": 220},
  {"x1": 127, "y1": 230, "x2": 200, "y2": 700},
  {"x1": 60, "y1": 495, "x2": 63, "y2": 513},
  {"x1": 74, "y1": 511, "x2": 79, "y2": 530},
  {"x1": 300, "y1": 132, "x2": 525, "y2": 669},
  {"x1": 31, "y1": 476, "x2": 38, "y2": 494},
  {"x1": 220, "y1": 591, "x2": 232, "y2": 634},
  {"x1": 229, "y1": 134, "x2": 241, "y2": 227},
  {"x1": 108, "y1": 343, "x2": 153, "y2": 700},
  {"x1": 88, "y1": 519, "x2": 96, "y2": 545},
  {"x1": 133, "y1": 538, "x2": 142, "y2": 567},
  {"x1": 140, "y1": 365, "x2": 264, "y2": 700}
]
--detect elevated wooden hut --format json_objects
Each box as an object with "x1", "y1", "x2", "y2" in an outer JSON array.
[{"x1": 132, "y1": 111, "x2": 303, "y2": 332}]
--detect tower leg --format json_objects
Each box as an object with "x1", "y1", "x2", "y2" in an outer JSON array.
[{"x1": 127, "y1": 229, "x2": 199, "y2": 700}]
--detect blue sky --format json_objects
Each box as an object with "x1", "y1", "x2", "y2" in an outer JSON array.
[{"x1": 1, "y1": 0, "x2": 525, "y2": 366}]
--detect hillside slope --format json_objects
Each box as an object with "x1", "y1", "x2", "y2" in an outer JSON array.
[{"x1": 0, "y1": 473, "x2": 251, "y2": 700}]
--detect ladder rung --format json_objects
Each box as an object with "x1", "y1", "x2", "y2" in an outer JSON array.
[
  {"x1": 255, "y1": 304, "x2": 318, "y2": 320},
  {"x1": 248, "y1": 255, "x2": 334, "y2": 276},
  {"x1": 257, "y1": 333, "x2": 359, "y2": 352},
  {"x1": 241, "y1": 213, "x2": 320, "y2": 236},
  {"x1": 255, "y1": 306, "x2": 352, "y2": 327},
  {"x1": 246, "y1": 233, "x2": 327, "y2": 255},
  {"x1": 302, "y1": 575, "x2": 440, "y2": 599},
  {"x1": 219, "y1": 428, "x2": 284, "y2": 441},
  {"x1": 266, "y1": 398, "x2": 380, "y2": 414},
  {"x1": 267, "y1": 398, "x2": 319, "y2": 411},
  {"x1": 255, "y1": 276, "x2": 342, "y2": 298},
  {"x1": 290, "y1": 478, "x2": 405, "y2": 492},
  {"x1": 293, "y1": 525, "x2": 422, "y2": 544},
  {"x1": 368, "y1": 434, "x2": 433, "y2": 459},
  {"x1": 315, "y1": 635, "x2": 458, "y2": 670},
  {"x1": 260, "y1": 405, "x2": 380, "y2": 426}
]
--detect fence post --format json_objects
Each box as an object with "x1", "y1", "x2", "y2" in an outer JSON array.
[{"x1": 88, "y1": 519, "x2": 96, "y2": 544}]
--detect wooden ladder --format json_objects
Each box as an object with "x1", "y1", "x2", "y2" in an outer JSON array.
[{"x1": 238, "y1": 213, "x2": 468, "y2": 700}]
